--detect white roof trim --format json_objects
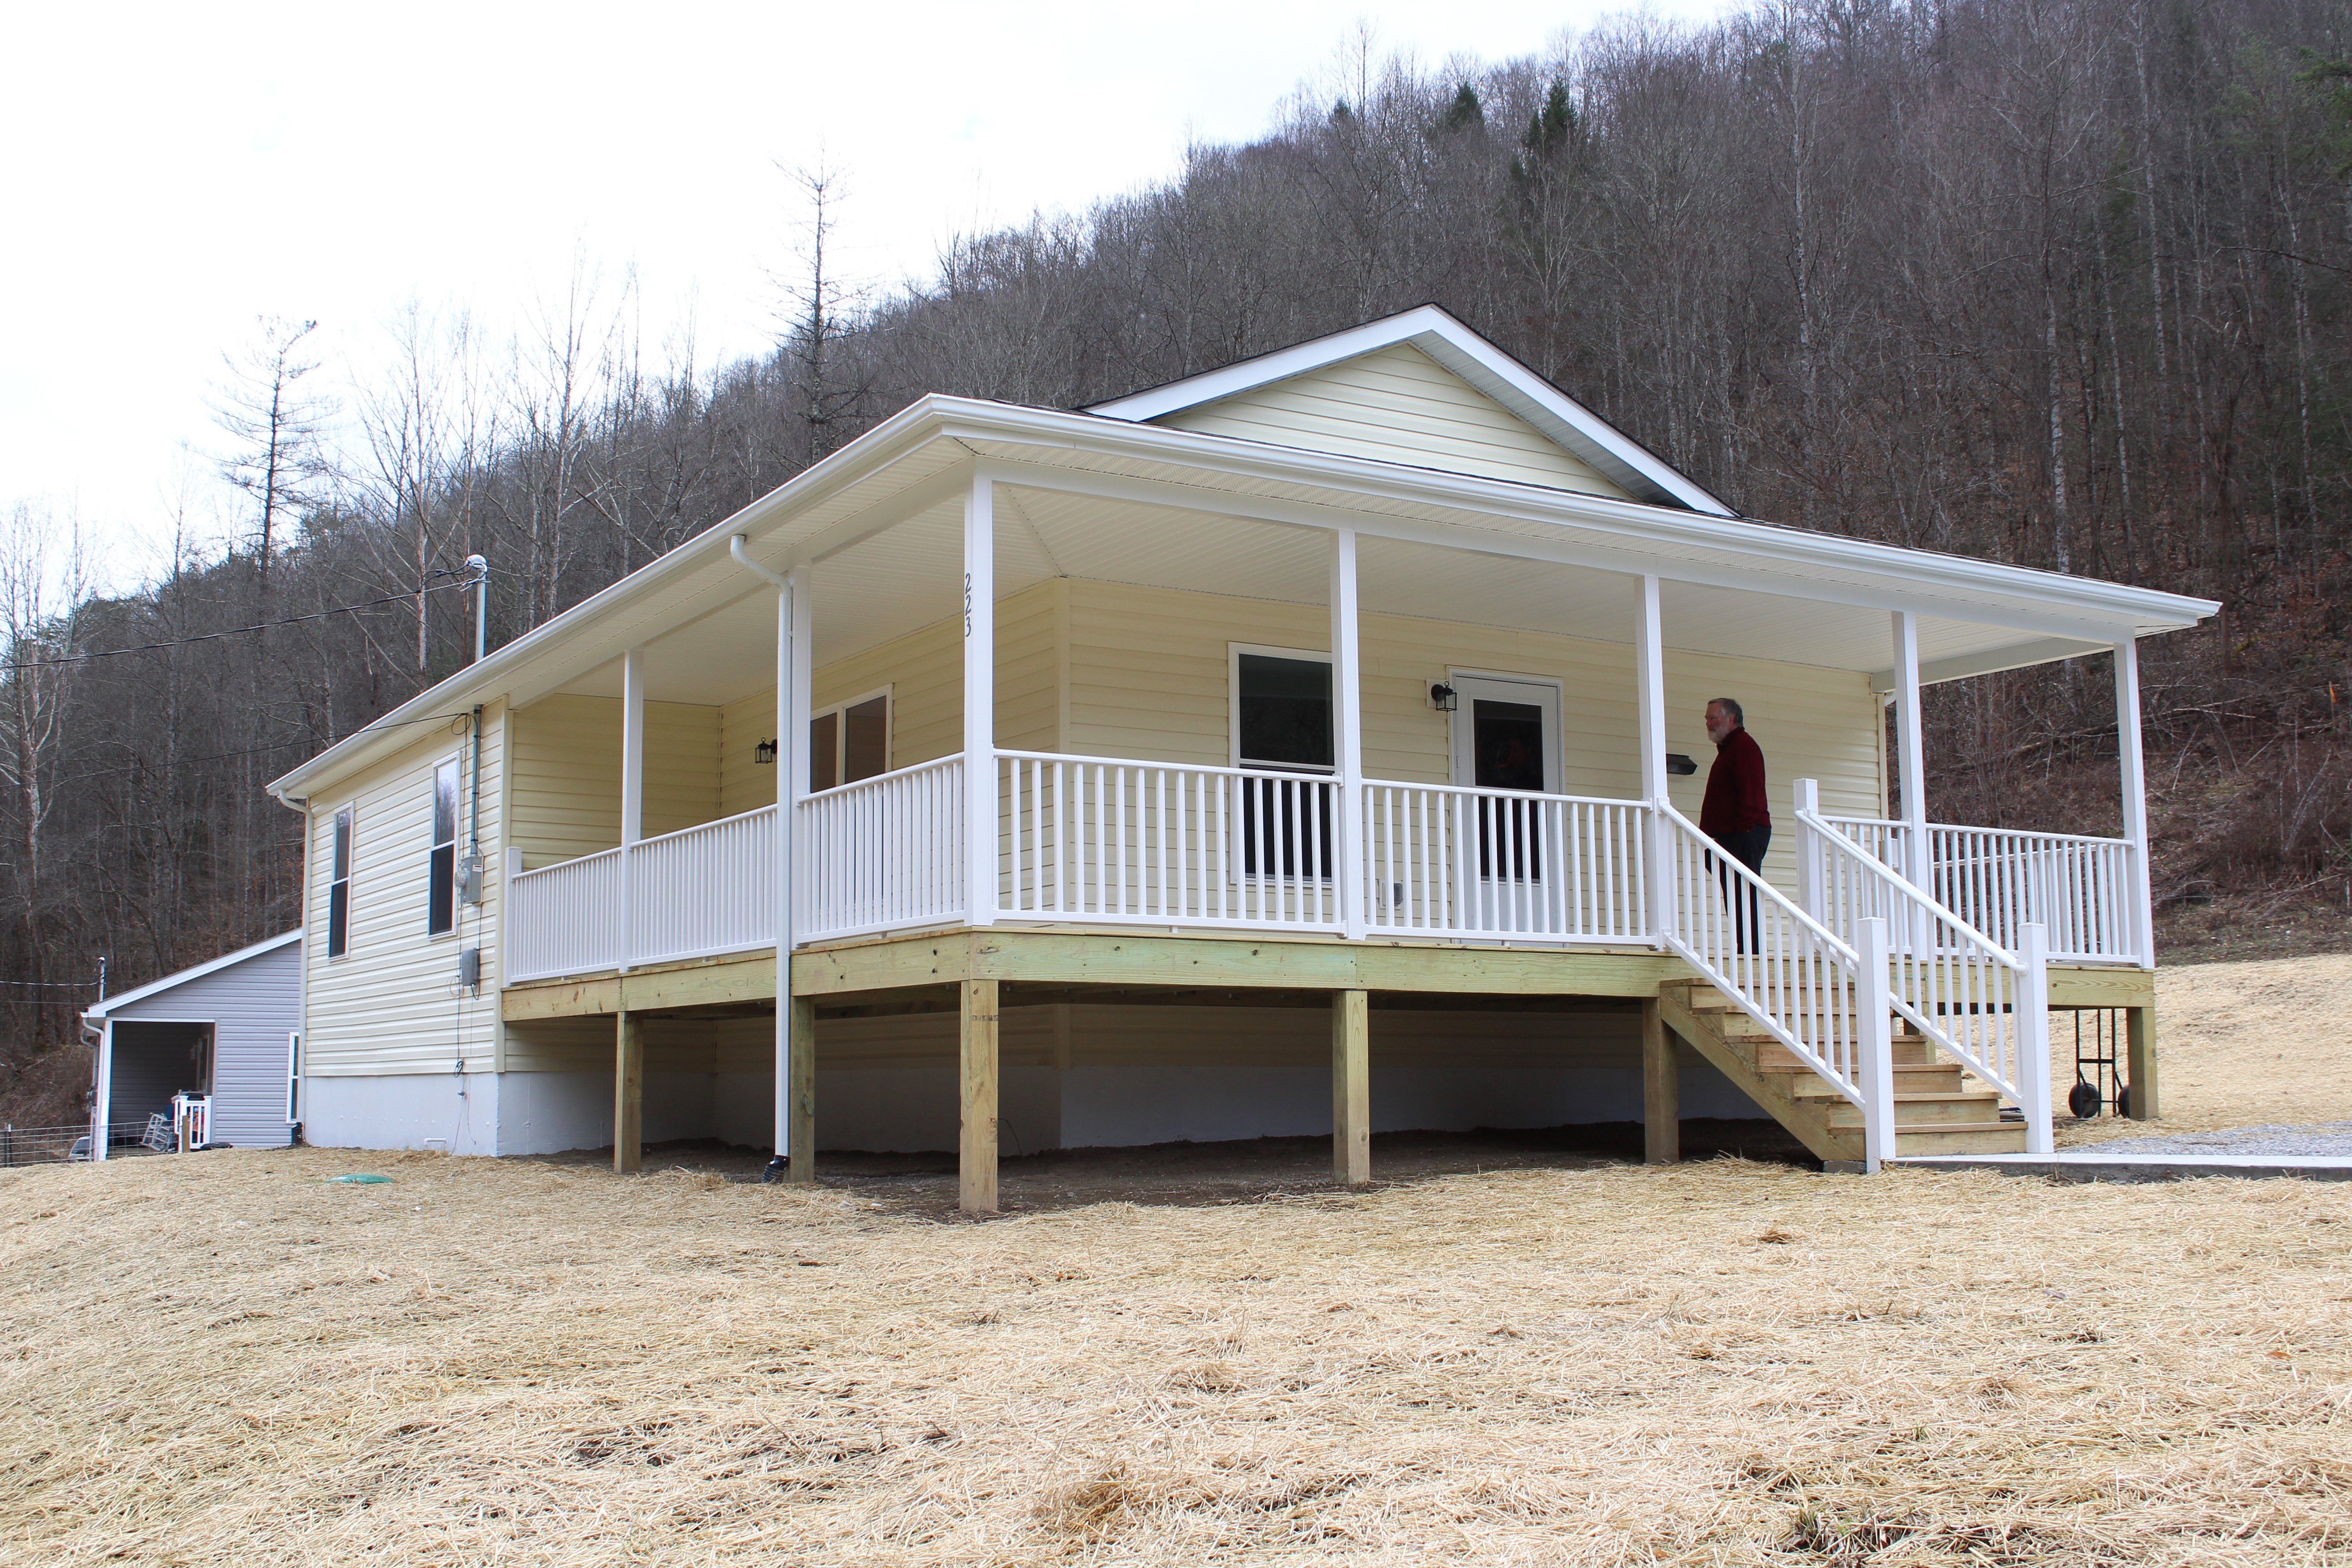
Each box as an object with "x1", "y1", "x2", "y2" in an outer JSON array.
[
  {"x1": 85, "y1": 929, "x2": 301, "y2": 1019},
  {"x1": 1084, "y1": 305, "x2": 1738, "y2": 517}
]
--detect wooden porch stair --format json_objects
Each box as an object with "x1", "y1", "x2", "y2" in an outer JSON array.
[{"x1": 1655, "y1": 979, "x2": 2029, "y2": 1166}]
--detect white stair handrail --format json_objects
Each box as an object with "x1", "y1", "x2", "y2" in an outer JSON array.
[
  {"x1": 1653, "y1": 799, "x2": 1870, "y2": 1115},
  {"x1": 1796, "y1": 803, "x2": 2055, "y2": 1153}
]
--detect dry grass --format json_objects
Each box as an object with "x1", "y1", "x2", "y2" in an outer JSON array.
[
  {"x1": 5, "y1": 1140, "x2": 2349, "y2": 1564},
  {"x1": 2061, "y1": 952, "x2": 2352, "y2": 1145}
]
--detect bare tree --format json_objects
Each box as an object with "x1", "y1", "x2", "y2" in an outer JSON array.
[{"x1": 214, "y1": 317, "x2": 332, "y2": 591}]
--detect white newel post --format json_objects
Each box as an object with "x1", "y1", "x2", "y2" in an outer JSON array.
[
  {"x1": 964, "y1": 475, "x2": 996, "y2": 926},
  {"x1": 1331, "y1": 528, "x2": 1365, "y2": 939},
  {"x1": 1890, "y1": 612, "x2": 1930, "y2": 955},
  {"x1": 2018, "y1": 921, "x2": 2055, "y2": 1154},
  {"x1": 2113, "y1": 638, "x2": 2154, "y2": 968},
  {"x1": 1857, "y1": 916, "x2": 1896, "y2": 1173},
  {"x1": 1634, "y1": 574, "x2": 1672, "y2": 946},
  {"x1": 619, "y1": 645, "x2": 646, "y2": 972},
  {"x1": 1793, "y1": 778, "x2": 1822, "y2": 921}
]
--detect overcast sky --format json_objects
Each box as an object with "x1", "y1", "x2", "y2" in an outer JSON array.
[{"x1": 2, "y1": 0, "x2": 1735, "y2": 589}]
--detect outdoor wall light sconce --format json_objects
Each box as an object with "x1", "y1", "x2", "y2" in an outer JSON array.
[
  {"x1": 755, "y1": 738, "x2": 778, "y2": 765},
  {"x1": 1665, "y1": 753, "x2": 1698, "y2": 775},
  {"x1": 1429, "y1": 683, "x2": 1457, "y2": 711}
]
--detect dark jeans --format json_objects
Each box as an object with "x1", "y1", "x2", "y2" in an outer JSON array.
[{"x1": 1708, "y1": 825, "x2": 1772, "y2": 954}]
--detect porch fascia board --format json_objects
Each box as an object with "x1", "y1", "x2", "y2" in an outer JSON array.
[{"x1": 497, "y1": 923, "x2": 2157, "y2": 1022}]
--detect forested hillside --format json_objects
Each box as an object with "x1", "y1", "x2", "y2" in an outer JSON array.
[{"x1": 5, "y1": 0, "x2": 2350, "y2": 1111}]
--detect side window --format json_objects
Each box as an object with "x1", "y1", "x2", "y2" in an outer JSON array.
[
  {"x1": 327, "y1": 808, "x2": 353, "y2": 957},
  {"x1": 808, "y1": 691, "x2": 891, "y2": 791},
  {"x1": 1232, "y1": 647, "x2": 1333, "y2": 773},
  {"x1": 428, "y1": 759, "x2": 459, "y2": 935}
]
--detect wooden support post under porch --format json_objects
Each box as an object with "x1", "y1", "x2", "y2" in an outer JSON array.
[
  {"x1": 1641, "y1": 998, "x2": 1679, "y2": 1165},
  {"x1": 1332, "y1": 989, "x2": 1369, "y2": 1186},
  {"x1": 613, "y1": 1009, "x2": 643, "y2": 1175},
  {"x1": 960, "y1": 979, "x2": 1000, "y2": 1215},
  {"x1": 788, "y1": 996, "x2": 818, "y2": 1181},
  {"x1": 2127, "y1": 1003, "x2": 2160, "y2": 1121}
]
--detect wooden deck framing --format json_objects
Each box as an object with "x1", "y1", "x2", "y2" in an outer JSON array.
[{"x1": 502, "y1": 926, "x2": 2161, "y2": 1204}]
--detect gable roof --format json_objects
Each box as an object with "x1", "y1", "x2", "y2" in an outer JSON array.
[
  {"x1": 1085, "y1": 305, "x2": 1736, "y2": 516},
  {"x1": 85, "y1": 929, "x2": 301, "y2": 1020}
]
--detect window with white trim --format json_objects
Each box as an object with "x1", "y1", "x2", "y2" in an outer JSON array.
[
  {"x1": 1228, "y1": 645, "x2": 1335, "y2": 879},
  {"x1": 327, "y1": 808, "x2": 353, "y2": 957},
  {"x1": 428, "y1": 758, "x2": 459, "y2": 935},
  {"x1": 808, "y1": 688, "x2": 891, "y2": 791}
]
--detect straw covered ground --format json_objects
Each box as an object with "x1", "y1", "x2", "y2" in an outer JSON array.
[
  {"x1": 5, "y1": 1138, "x2": 2349, "y2": 1565},
  {"x1": 2058, "y1": 952, "x2": 2352, "y2": 1145}
]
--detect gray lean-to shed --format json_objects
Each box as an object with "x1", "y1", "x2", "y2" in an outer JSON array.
[{"x1": 83, "y1": 931, "x2": 301, "y2": 1153}]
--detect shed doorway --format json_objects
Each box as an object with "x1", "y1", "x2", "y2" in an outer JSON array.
[{"x1": 103, "y1": 1021, "x2": 213, "y2": 1147}]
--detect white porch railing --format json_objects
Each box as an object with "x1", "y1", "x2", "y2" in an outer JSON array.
[
  {"x1": 1360, "y1": 782, "x2": 1649, "y2": 942},
  {"x1": 1798, "y1": 799, "x2": 2055, "y2": 1153},
  {"x1": 510, "y1": 842, "x2": 625, "y2": 980},
  {"x1": 1815, "y1": 812, "x2": 2139, "y2": 964},
  {"x1": 509, "y1": 806, "x2": 779, "y2": 982},
  {"x1": 997, "y1": 751, "x2": 1343, "y2": 929},
  {"x1": 630, "y1": 806, "x2": 777, "y2": 967},
  {"x1": 798, "y1": 755, "x2": 965, "y2": 941}
]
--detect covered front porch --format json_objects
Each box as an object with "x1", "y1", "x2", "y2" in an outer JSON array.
[{"x1": 492, "y1": 460, "x2": 2173, "y2": 1200}]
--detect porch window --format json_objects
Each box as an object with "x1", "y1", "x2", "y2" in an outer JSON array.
[
  {"x1": 1231, "y1": 647, "x2": 1335, "y2": 879},
  {"x1": 809, "y1": 690, "x2": 891, "y2": 792},
  {"x1": 427, "y1": 759, "x2": 459, "y2": 935},
  {"x1": 327, "y1": 808, "x2": 353, "y2": 957}
]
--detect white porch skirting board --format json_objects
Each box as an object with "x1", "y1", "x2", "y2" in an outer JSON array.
[{"x1": 298, "y1": 1037, "x2": 1754, "y2": 1156}]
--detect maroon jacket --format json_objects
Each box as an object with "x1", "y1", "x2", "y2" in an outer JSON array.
[{"x1": 1700, "y1": 726, "x2": 1771, "y2": 837}]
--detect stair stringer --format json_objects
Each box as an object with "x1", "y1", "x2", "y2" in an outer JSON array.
[{"x1": 1654, "y1": 984, "x2": 1866, "y2": 1166}]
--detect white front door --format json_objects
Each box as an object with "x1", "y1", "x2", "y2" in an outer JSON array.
[{"x1": 1447, "y1": 672, "x2": 1563, "y2": 794}]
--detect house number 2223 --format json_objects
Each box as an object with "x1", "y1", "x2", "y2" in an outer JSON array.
[{"x1": 964, "y1": 572, "x2": 972, "y2": 637}]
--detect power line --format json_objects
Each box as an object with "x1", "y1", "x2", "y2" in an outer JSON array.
[
  {"x1": 6, "y1": 580, "x2": 476, "y2": 674},
  {"x1": 44, "y1": 706, "x2": 487, "y2": 791}
]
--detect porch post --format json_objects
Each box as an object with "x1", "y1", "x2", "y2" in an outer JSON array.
[
  {"x1": 1889, "y1": 612, "x2": 1929, "y2": 886},
  {"x1": 964, "y1": 475, "x2": 997, "y2": 927},
  {"x1": 2114, "y1": 637, "x2": 2154, "y2": 969},
  {"x1": 619, "y1": 645, "x2": 646, "y2": 973},
  {"x1": 1634, "y1": 575, "x2": 1672, "y2": 945},
  {"x1": 1890, "y1": 612, "x2": 1933, "y2": 963},
  {"x1": 1330, "y1": 528, "x2": 1365, "y2": 940}
]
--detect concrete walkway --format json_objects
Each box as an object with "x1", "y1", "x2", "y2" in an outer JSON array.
[{"x1": 1897, "y1": 1149, "x2": 2352, "y2": 1182}]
